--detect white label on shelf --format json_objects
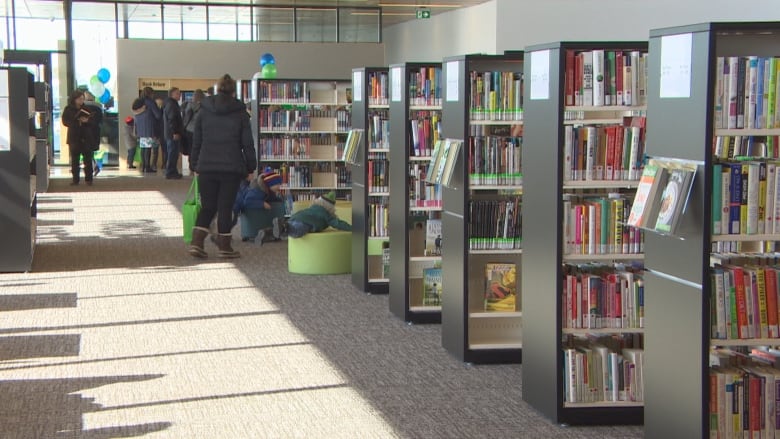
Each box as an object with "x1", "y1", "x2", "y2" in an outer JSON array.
[
  {"x1": 659, "y1": 33, "x2": 692, "y2": 99},
  {"x1": 0, "y1": 71, "x2": 8, "y2": 97},
  {"x1": 446, "y1": 60, "x2": 459, "y2": 102},
  {"x1": 0, "y1": 97, "x2": 9, "y2": 151},
  {"x1": 530, "y1": 50, "x2": 550, "y2": 100},
  {"x1": 353, "y1": 70, "x2": 363, "y2": 102},
  {"x1": 391, "y1": 66, "x2": 402, "y2": 102}
]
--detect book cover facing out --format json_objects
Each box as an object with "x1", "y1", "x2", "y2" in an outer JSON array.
[
  {"x1": 422, "y1": 267, "x2": 442, "y2": 306},
  {"x1": 653, "y1": 168, "x2": 694, "y2": 235},
  {"x1": 484, "y1": 263, "x2": 517, "y2": 312}
]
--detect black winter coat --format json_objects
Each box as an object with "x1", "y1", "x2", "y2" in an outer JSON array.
[
  {"x1": 61, "y1": 104, "x2": 91, "y2": 154},
  {"x1": 190, "y1": 94, "x2": 257, "y2": 176},
  {"x1": 163, "y1": 97, "x2": 183, "y2": 141}
]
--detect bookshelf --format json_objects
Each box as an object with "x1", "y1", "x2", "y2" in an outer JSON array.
[
  {"x1": 250, "y1": 78, "x2": 352, "y2": 208},
  {"x1": 643, "y1": 22, "x2": 780, "y2": 438},
  {"x1": 351, "y1": 67, "x2": 390, "y2": 294},
  {"x1": 0, "y1": 68, "x2": 37, "y2": 272},
  {"x1": 440, "y1": 53, "x2": 524, "y2": 364},
  {"x1": 388, "y1": 62, "x2": 443, "y2": 324},
  {"x1": 522, "y1": 41, "x2": 649, "y2": 425}
]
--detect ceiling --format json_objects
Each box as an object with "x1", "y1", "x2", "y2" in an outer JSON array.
[{"x1": 12, "y1": 0, "x2": 491, "y2": 27}]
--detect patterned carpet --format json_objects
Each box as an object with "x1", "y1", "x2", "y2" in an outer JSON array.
[{"x1": 0, "y1": 170, "x2": 644, "y2": 438}]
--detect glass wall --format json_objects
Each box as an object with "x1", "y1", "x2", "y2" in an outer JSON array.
[{"x1": 296, "y1": 8, "x2": 337, "y2": 43}]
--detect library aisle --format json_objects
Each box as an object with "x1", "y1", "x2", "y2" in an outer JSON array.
[{"x1": 0, "y1": 170, "x2": 641, "y2": 438}]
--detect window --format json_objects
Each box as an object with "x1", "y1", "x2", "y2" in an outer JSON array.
[
  {"x1": 125, "y1": 4, "x2": 162, "y2": 40},
  {"x1": 237, "y1": 6, "x2": 252, "y2": 42},
  {"x1": 256, "y1": 7, "x2": 293, "y2": 42},
  {"x1": 182, "y1": 5, "x2": 207, "y2": 40},
  {"x1": 339, "y1": 8, "x2": 380, "y2": 43},
  {"x1": 208, "y1": 5, "x2": 237, "y2": 41},
  {"x1": 295, "y1": 8, "x2": 337, "y2": 43},
  {"x1": 162, "y1": 4, "x2": 183, "y2": 40}
]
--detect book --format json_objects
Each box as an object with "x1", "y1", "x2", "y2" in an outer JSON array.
[
  {"x1": 425, "y1": 139, "x2": 445, "y2": 184},
  {"x1": 626, "y1": 163, "x2": 669, "y2": 228},
  {"x1": 440, "y1": 139, "x2": 463, "y2": 187},
  {"x1": 422, "y1": 267, "x2": 442, "y2": 306},
  {"x1": 341, "y1": 128, "x2": 363, "y2": 164},
  {"x1": 654, "y1": 167, "x2": 696, "y2": 234},
  {"x1": 424, "y1": 219, "x2": 442, "y2": 256},
  {"x1": 484, "y1": 262, "x2": 517, "y2": 312}
]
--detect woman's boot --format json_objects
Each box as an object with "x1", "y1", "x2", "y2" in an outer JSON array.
[
  {"x1": 216, "y1": 234, "x2": 240, "y2": 258},
  {"x1": 189, "y1": 226, "x2": 209, "y2": 258}
]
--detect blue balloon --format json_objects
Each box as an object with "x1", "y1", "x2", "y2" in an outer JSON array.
[
  {"x1": 260, "y1": 53, "x2": 275, "y2": 67},
  {"x1": 96, "y1": 68, "x2": 111, "y2": 84},
  {"x1": 98, "y1": 89, "x2": 111, "y2": 104}
]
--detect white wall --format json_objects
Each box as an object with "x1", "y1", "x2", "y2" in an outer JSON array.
[
  {"x1": 116, "y1": 39, "x2": 385, "y2": 158},
  {"x1": 496, "y1": 0, "x2": 780, "y2": 52},
  {"x1": 382, "y1": 1, "x2": 498, "y2": 64}
]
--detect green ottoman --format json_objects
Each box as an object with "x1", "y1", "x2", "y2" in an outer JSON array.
[{"x1": 288, "y1": 230, "x2": 352, "y2": 275}]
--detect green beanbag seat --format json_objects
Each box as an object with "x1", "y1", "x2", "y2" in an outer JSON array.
[{"x1": 288, "y1": 230, "x2": 352, "y2": 274}]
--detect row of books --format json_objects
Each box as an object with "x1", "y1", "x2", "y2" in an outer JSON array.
[
  {"x1": 563, "y1": 194, "x2": 644, "y2": 256},
  {"x1": 256, "y1": 80, "x2": 313, "y2": 103},
  {"x1": 409, "y1": 110, "x2": 442, "y2": 157},
  {"x1": 368, "y1": 112, "x2": 390, "y2": 150},
  {"x1": 367, "y1": 155, "x2": 388, "y2": 193},
  {"x1": 258, "y1": 109, "x2": 351, "y2": 132},
  {"x1": 409, "y1": 162, "x2": 442, "y2": 207},
  {"x1": 258, "y1": 134, "x2": 334, "y2": 160},
  {"x1": 710, "y1": 263, "x2": 780, "y2": 340},
  {"x1": 563, "y1": 117, "x2": 646, "y2": 182},
  {"x1": 408, "y1": 66, "x2": 442, "y2": 107},
  {"x1": 563, "y1": 340, "x2": 644, "y2": 404},
  {"x1": 713, "y1": 56, "x2": 780, "y2": 130},
  {"x1": 709, "y1": 366, "x2": 780, "y2": 438},
  {"x1": 468, "y1": 198, "x2": 522, "y2": 250},
  {"x1": 368, "y1": 202, "x2": 388, "y2": 238},
  {"x1": 468, "y1": 70, "x2": 523, "y2": 120},
  {"x1": 627, "y1": 163, "x2": 696, "y2": 236},
  {"x1": 565, "y1": 49, "x2": 648, "y2": 108},
  {"x1": 272, "y1": 165, "x2": 351, "y2": 189},
  {"x1": 367, "y1": 71, "x2": 388, "y2": 106},
  {"x1": 713, "y1": 160, "x2": 780, "y2": 236},
  {"x1": 467, "y1": 135, "x2": 522, "y2": 186},
  {"x1": 713, "y1": 135, "x2": 780, "y2": 161},
  {"x1": 563, "y1": 263, "x2": 644, "y2": 330}
]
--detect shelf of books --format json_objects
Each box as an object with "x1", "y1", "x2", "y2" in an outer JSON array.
[
  {"x1": 0, "y1": 68, "x2": 37, "y2": 272},
  {"x1": 439, "y1": 53, "x2": 524, "y2": 364},
  {"x1": 250, "y1": 78, "x2": 353, "y2": 210},
  {"x1": 641, "y1": 22, "x2": 780, "y2": 438},
  {"x1": 350, "y1": 67, "x2": 390, "y2": 294},
  {"x1": 388, "y1": 62, "x2": 443, "y2": 324},
  {"x1": 522, "y1": 41, "x2": 649, "y2": 425}
]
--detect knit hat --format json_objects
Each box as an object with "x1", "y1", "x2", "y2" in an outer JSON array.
[
  {"x1": 125, "y1": 116, "x2": 134, "y2": 124},
  {"x1": 261, "y1": 170, "x2": 283, "y2": 188},
  {"x1": 321, "y1": 190, "x2": 337, "y2": 205}
]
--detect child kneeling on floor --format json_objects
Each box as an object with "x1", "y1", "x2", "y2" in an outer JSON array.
[{"x1": 258, "y1": 191, "x2": 351, "y2": 244}]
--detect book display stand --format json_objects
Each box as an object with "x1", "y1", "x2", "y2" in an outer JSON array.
[
  {"x1": 522, "y1": 41, "x2": 649, "y2": 424},
  {"x1": 440, "y1": 53, "x2": 524, "y2": 364},
  {"x1": 388, "y1": 62, "x2": 444, "y2": 323},
  {"x1": 350, "y1": 67, "x2": 390, "y2": 294},
  {"x1": 644, "y1": 22, "x2": 780, "y2": 438}
]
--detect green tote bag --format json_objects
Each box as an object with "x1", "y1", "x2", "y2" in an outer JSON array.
[{"x1": 182, "y1": 177, "x2": 201, "y2": 244}]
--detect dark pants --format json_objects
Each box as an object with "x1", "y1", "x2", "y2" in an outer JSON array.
[
  {"x1": 287, "y1": 219, "x2": 312, "y2": 238},
  {"x1": 127, "y1": 146, "x2": 136, "y2": 167},
  {"x1": 151, "y1": 142, "x2": 161, "y2": 170},
  {"x1": 196, "y1": 173, "x2": 242, "y2": 234},
  {"x1": 69, "y1": 149, "x2": 93, "y2": 183},
  {"x1": 141, "y1": 148, "x2": 152, "y2": 172},
  {"x1": 165, "y1": 138, "x2": 180, "y2": 177}
]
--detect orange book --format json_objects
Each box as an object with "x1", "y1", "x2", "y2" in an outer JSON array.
[
  {"x1": 731, "y1": 266, "x2": 749, "y2": 339},
  {"x1": 765, "y1": 267, "x2": 779, "y2": 337}
]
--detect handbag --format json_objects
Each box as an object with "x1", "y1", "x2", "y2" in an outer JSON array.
[{"x1": 182, "y1": 176, "x2": 201, "y2": 244}]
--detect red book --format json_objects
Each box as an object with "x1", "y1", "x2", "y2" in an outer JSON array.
[
  {"x1": 616, "y1": 51, "x2": 624, "y2": 105},
  {"x1": 732, "y1": 266, "x2": 749, "y2": 339},
  {"x1": 765, "y1": 267, "x2": 779, "y2": 338},
  {"x1": 565, "y1": 50, "x2": 576, "y2": 106}
]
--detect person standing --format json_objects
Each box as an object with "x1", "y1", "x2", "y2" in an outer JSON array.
[
  {"x1": 83, "y1": 91, "x2": 103, "y2": 176},
  {"x1": 188, "y1": 74, "x2": 257, "y2": 259},
  {"x1": 122, "y1": 116, "x2": 138, "y2": 169},
  {"x1": 61, "y1": 89, "x2": 94, "y2": 186},
  {"x1": 153, "y1": 96, "x2": 165, "y2": 171},
  {"x1": 163, "y1": 87, "x2": 184, "y2": 179},
  {"x1": 181, "y1": 88, "x2": 204, "y2": 157},
  {"x1": 132, "y1": 86, "x2": 162, "y2": 173}
]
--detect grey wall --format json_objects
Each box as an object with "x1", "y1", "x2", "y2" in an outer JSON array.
[
  {"x1": 116, "y1": 39, "x2": 385, "y2": 157},
  {"x1": 382, "y1": 1, "x2": 497, "y2": 64}
]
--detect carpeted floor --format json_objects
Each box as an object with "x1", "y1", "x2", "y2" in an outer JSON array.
[{"x1": 0, "y1": 169, "x2": 644, "y2": 438}]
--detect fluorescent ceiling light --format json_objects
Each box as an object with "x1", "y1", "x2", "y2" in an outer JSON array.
[
  {"x1": 378, "y1": 3, "x2": 456, "y2": 7},
  {"x1": 352, "y1": 11, "x2": 415, "y2": 16}
]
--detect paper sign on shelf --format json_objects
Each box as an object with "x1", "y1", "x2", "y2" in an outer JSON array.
[
  {"x1": 391, "y1": 67, "x2": 402, "y2": 102},
  {"x1": 353, "y1": 71, "x2": 363, "y2": 102},
  {"x1": 446, "y1": 61, "x2": 459, "y2": 102},
  {"x1": 659, "y1": 33, "x2": 692, "y2": 99},
  {"x1": 530, "y1": 50, "x2": 550, "y2": 100}
]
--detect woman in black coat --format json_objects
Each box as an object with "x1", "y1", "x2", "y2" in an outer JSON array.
[
  {"x1": 61, "y1": 89, "x2": 95, "y2": 185},
  {"x1": 188, "y1": 74, "x2": 257, "y2": 259}
]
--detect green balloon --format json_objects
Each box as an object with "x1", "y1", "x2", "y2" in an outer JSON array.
[{"x1": 262, "y1": 64, "x2": 277, "y2": 79}]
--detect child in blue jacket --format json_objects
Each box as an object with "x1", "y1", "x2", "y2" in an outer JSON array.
[{"x1": 233, "y1": 169, "x2": 283, "y2": 219}]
